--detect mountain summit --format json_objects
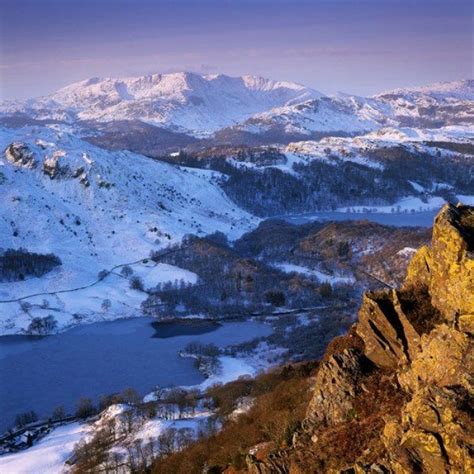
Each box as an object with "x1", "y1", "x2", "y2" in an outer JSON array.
[{"x1": 1, "y1": 72, "x2": 321, "y2": 135}]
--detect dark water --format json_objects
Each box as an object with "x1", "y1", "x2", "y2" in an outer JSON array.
[
  {"x1": 0, "y1": 318, "x2": 271, "y2": 432},
  {"x1": 282, "y1": 210, "x2": 437, "y2": 227},
  {"x1": 152, "y1": 319, "x2": 221, "y2": 338}
]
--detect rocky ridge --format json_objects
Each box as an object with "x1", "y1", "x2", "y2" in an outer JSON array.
[{"x1": 247, "y1": 203, "x2": 473, "y2": 473}]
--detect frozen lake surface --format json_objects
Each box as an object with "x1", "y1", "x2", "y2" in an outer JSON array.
[{"x1": 0, "y1": 318, "x2": 271, "y2": 432}]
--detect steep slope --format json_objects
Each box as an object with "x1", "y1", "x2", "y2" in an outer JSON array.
[
  {"x1": 0, "y1": 126, "x2": 258, "y2": 334},
  {"x1": 0, "y1": 73, "x2": 320, "y2": 136},
  {"x1": 246, "y1": 203, "x2": 473, "y2": 473}
]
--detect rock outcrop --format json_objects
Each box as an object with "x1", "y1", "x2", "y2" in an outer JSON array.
[
  {"x1": 4, "y1": 142, "x2": 36, "y2": 168},
  {"x1": 247, "y1": 203, "x2": 473, "y2": 473},
  {"x1": 43, "y1": 151, "x2": 64, "y2": 179},
  {"x1": 405, "y1": 204, "x2": 474, "y2": 322}
]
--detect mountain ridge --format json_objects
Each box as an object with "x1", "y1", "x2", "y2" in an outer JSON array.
[
  {"x1": 1, "y1": 74, "x2": 472, "y2": 139},
  {"x1": 0, "y1": 72, "x2": 321, "y2": 136}
]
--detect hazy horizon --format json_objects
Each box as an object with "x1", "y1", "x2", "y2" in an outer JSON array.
[{"x1": 1, "y1": 0, "x2": 473, "y2": 101}]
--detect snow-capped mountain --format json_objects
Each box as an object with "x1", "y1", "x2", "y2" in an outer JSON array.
[
  {"x1": 0, "y1": 72, "x2": 321, "y2": 136},
  {"x1": 0, "y1": 125, "x2": 258, "y2": 334},
  {"x1": 220, "y1": 80, "x2": 473, "y2": 142},
  {"x1": 373, "y1": 79, "x2": 474, "y2": 127},
  {"x1": 1, "y1": 75, "x2": 471, "y2": 143},
  {"x1": 376, "y1": 79, "x2": 474, "y2": 101}
]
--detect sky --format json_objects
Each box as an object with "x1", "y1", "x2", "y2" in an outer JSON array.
[{"x1": 0, "y1": 0, "x2": 472, "y2": 100}]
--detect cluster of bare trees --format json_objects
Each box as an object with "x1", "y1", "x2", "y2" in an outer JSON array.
[{"x1": 71, "y1": 387, "x2": 209, "y2": 473}]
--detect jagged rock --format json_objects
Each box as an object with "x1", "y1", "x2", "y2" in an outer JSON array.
[
  {"x1": 72, "y1": 167, "x2": 90, "y2": 187},
  {"x1": 382, "y1": 386, "x2": 473, "y2": 473},
  {"x1": 79, "y1": 174, "x2": 90, "y2": 187},
  {"x1": 404, "y1": 244, "x2": 431, "y2": 288},
  {"x1": 305, "y1": 349, "x2": 366, "y2": 428},
  {"x1": 246, "y1": 442, "x2": 292, "y2": 474},
  {"x1": 4, "y1": 142, "x2": 36, "y2": 168},
  {"x1": 356, "y1": 289, "x2": 421, "y2": 370},
  {"x1": 398, "y1": 324, "x2": 472, "y2": 394},
  {"x1": 72, "y1": 166, "x2": 84, "y2": 178},
  {"x1": 405, "y1": 203, "x2": 474, "y2": 323}
]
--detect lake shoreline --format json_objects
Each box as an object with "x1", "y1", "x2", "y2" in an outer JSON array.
[{"x1": 0, "y1": 317, "x2": 272, "y2": 432}]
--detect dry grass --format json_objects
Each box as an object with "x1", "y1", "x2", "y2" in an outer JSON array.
[{"x1": 152, "y1": 363, "x2": 317, "y2": 474}]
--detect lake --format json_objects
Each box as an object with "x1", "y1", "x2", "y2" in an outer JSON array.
[
  {"x1": 0, "y1": 318, "x2": 271, "y2": 432},
  {"x1": 281, "y1": 210, "x2": 437, "y2": 227}
]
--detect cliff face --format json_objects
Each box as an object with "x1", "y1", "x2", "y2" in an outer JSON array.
[{"x1": 247, "y1": 204, "x2": 473, "y2": 473}]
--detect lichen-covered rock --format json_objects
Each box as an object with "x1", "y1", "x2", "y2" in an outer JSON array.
[
  {"x1": 4, "y1": 142, "x2": 36, "y2": 168},
  {"x1": 383, "y1": 386, "x2": 474, "y2": 473},
  {"x1": 305, "y1": 349, "x2": 366, "y2": 428},
  {"x1": 458, "y1": 313, "x2": 474, "y2": 335},
  {"x1": 404, "y1": 244, "x2": 431, "y2": 288},
  {"x1": 405, "y1": 203, "x2": 474, "y2": 323},
  {"x1": 398, "y1": 324, "x2": 472, "y2": 393},
  {"x1": 356, "y1": 289, "x2": 421, "y2": 370},
  {"x1": 429, "y1": 204, "x2": 474, "y2": 321}
]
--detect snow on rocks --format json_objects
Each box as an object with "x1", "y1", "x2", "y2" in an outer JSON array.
[{"x1": 4, "y1": 143, "x2": 36, "y2": 169}]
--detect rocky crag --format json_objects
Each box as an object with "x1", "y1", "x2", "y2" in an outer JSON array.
[{"x1": 247, "y1": 203, "x2": 473, "y2": 473}]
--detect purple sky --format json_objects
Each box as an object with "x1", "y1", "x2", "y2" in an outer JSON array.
[{"x1": 0, "y1": 0, "x2": 472, "y2": 100}]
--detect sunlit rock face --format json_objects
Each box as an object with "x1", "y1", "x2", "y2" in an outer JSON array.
[{"x1": 247, "y1": 203, "x2": 473, "y2": 473}]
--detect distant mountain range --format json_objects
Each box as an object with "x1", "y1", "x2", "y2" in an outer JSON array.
[{"x1": 1, "y1": 74, "x2": 472, "y2": 142}]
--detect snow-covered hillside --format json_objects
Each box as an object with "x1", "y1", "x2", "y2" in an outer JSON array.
[
  {"x1": 224, "y1": 80, "x2": 473, "y2": 140},
  {"x1": 0, "y1": 73, "x2": 320, "y2": 136},
  {"x1": 373, "y1": 79, "x2": 474, "y2": 127},
  {"x1": 229, "y1": 95, "x2": 390, "y2": 137},
  {"x1": 0, "y1": 126, "x2": 258, "y2": 335}
]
